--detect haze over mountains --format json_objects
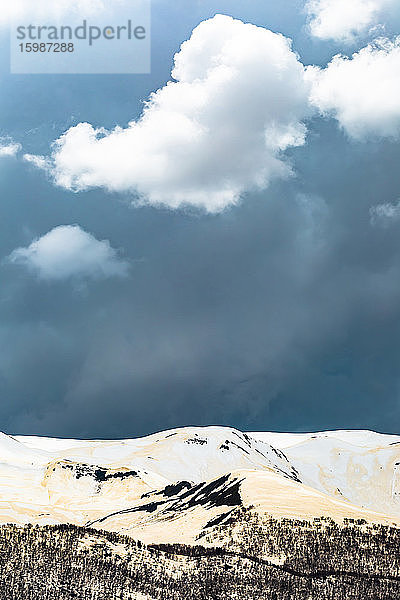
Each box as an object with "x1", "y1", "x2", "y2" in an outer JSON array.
[{"x1": 1, "y1": 426, "x2": 400, "y2": 543}]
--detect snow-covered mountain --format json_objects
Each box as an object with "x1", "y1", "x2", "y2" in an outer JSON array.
[
  {"x1": 251, "y1": 429, "x2": 400, "y2": 519},
  {"x1": 1, "y1": 426, "x2": 400, "y2": 543}
]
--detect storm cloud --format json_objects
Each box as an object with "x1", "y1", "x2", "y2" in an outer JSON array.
[{"x1": 0, "y1": 1, "x2": 400, "y2": 438}]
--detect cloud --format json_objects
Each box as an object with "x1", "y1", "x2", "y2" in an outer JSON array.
[
  {"x1": 370, "y1": 200, "x2": 400, "y2": 225},
  {"x1": 0, "y1": 139, "x2": 21, "y2": 157},
  {"x1": 0, "y1": 0, "x2": 120, "y2": 25},
  {"x1": 23, "y1": 154, "x2": 52, "y2": 171},
  {"x1": 7, "y1": 225, "x2": 129, "y2": 281},
  {"x1": 305, "y1": 0, "x2": 396, "y2": 43},
  {"x1": 31, "y1": 15, "x2": 311, "y2": 213},
  {"x1": 307, "y1": 37, "x2": 400, "y2": 139}
]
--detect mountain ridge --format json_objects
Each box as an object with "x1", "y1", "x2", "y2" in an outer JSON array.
[{"x1": 1, "y1": 425, "x2": 400, "y2": 544}]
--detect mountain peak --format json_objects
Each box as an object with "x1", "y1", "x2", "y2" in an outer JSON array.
[{"x1": 0, "y1": 425, "x2": 399, "y2": 542}]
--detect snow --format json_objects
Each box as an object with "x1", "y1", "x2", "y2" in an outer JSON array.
[
  {"x1": 0, "y1": 432, "x2": 50, "y2": 467},
  {"x1": 0, "y1": 425, "x2": 399, "y2": 535},
  {"x1": 250, "y1": 430, "x2": 400, "y2": 517},
  {"x1": 250, "y1": 429, "x2": 400, "y2": 449}
]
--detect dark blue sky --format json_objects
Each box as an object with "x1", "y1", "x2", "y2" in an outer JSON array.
[{"x1": 1, "y1": 1, "x2": 400, "y2": 438}]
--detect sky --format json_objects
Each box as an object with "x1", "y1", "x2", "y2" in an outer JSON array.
[{"x1": 0, "y1": 0, "x2": 400, "y2": 438}]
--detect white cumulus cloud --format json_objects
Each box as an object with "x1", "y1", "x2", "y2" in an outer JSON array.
[
  {"x1": 33, "y1": 15, "x2": 311, "y2": 213},
  {"x1": 8, "y1": 225, "x2": 129, "y2": 281},
  {"x1": 0, "y1": 138, "x2": 21, "y2": 157},
  {"x1": 305, "y1": 0, "x2": 397, "y2": 43},
  {"x1": 307, "y1": 37, "x2": 400, "y2": 139}
]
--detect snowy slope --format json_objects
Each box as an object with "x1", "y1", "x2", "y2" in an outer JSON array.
[
  {"x1": 0, "y1": 427, "x2": 300, "y2": 531},
  {"x1": 85, "y1": 469, "x2": 399, "y2": 544},
  {"x1": 250, "y1": 429, "x2": 400, "y2": 516},
  {"x1": 250, "y1": 429, "x2": 400, "y2": 449},
  {"x1": 16, "y1": 426, "x2": 299, "y2": 483},
  {"x1": 0, "y1": 426, "x2": 398, "y2": 540}
]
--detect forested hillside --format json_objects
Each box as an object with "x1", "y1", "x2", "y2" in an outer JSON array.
[{"x1": 2, "y1": 509, "x2": 400, "y2": 600}]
